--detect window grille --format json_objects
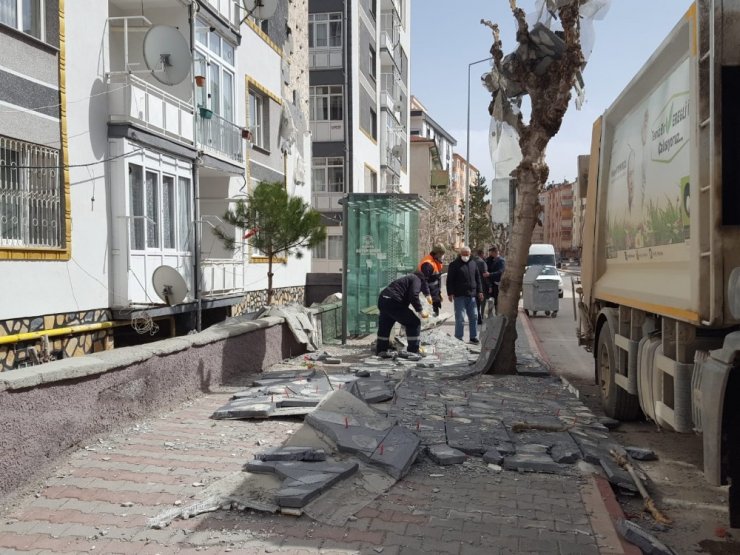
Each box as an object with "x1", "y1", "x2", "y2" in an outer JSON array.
[{"x1": 0, "y1": 136, "x2": 62, "y2": 249}]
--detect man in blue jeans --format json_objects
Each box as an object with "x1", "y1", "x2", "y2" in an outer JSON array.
[{"x1": 446, "y1": 246, "x2": 484, "y2": 344}]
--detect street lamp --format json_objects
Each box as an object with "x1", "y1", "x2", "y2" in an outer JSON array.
[{"x1": 465, "y1": 56, "x2": 493, "y2": 247}]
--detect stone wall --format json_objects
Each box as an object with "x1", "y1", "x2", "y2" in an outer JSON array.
[
  {"x1": 230, "y1": 285, "x2": 305, "y2": 316},
  {"x1": 0, "y1": 309, "x2": 113, "y2": 371}
]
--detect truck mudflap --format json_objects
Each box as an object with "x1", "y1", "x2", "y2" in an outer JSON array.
[{"x1": 696, "y1": 332, "x2": 740, "y2": 527}]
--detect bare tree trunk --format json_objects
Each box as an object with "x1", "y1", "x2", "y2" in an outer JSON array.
[
  {"x1": 482, "y1": 2, "x2": 584, "y2": 374},
  {"x1": 492, "y1": 134, "x2": 549, "y2": 373},
  {"x1": 267, "y1": 257, "x2": 274, "y2": 305}
]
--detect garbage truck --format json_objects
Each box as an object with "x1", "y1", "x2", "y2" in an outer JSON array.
[{"x1": 576, "y1": 0, "x2": 740, "y2": 525}]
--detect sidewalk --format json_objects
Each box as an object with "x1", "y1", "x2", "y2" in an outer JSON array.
[{"x1": 0, "y1": 313, "x2": 634, "y2": 555}]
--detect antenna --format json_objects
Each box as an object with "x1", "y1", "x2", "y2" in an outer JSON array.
[
  {"x1": 152, "y1": 265, "x2": 189, "y2": 306},
  {"x1": 143, "y1": 25, "x2": 191, "y2": 86},
  {"x1": 242, "y1": 0, "x2": 278, "y2": 21}
]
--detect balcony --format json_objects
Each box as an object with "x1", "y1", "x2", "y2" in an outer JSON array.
[
  {"x1": 311, "y1": 120, "x2": 344, "y2": 142},
  {"x1": 309, "y1": 47, "x2": 343, "y2": 69},
  {"x1": 200, "y1": 258, "x2": 245, "y2": 297},
  {"x1": 381, "y1": 146, "x2": 401, "y2": 175},
  {"x1": 196, "y1": 110, "x2": 244, "y2": 164},
  {"x1": 380, "y1": 73, "x2": 398, "y2": 115},
  {"x1": 108, "y1": 73, "x2": 195, "y2": 146},
  {"x1": 312, "y1": 192, "x2": 344, "y2": 212}
]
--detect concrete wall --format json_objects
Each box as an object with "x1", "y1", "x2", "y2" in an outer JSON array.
[{"x1": 0, "y1": 315, "x2": 305, "y2": 501}]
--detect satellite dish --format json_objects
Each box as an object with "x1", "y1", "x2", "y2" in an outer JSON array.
[
  {"x1": 143, "y1": 25, "x2": 191, "y2": 86},
  {"x1": 152, "y1": 265, "x2": 189, "y2": 306},
  {"x1": 242, "y1": 0, "x2": 278, "y2": 20}
]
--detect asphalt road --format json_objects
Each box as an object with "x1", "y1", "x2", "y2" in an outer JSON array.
[
  {"x1": 526, "y1": 267, "x2": 738, "y2": 554},
  {"x1": 525, "y1": 268, "x2": 595, "y2": 385}
]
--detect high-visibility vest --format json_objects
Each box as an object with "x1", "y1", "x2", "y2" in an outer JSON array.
[{"x1": 418, "y1": 254, "x2": 443, "y2": 275}]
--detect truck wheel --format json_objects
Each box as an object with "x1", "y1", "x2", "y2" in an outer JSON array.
[
  {"x1": 552, "y1": 311, "x2": 558, "y2": 318},
  {"x1": 597, "y1": 321, "x2": 641, "y2": 420},
  {"x1": 533, "y1": 311, "x2": 538, "y2": 317},
  {"x1": 545, "y1": 311, "x2": 551, "y2": 316},
  {"x1": 524, "y1": 309, "x2": 529, "y2": 316}
]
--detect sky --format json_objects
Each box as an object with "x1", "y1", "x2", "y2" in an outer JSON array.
[{"x1": 411, "y1": 0, "x2": 694, "y2": 184}]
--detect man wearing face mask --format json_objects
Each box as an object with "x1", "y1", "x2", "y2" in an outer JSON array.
[
  {"x1": 446, "y1": 246, "x2": 484, "y2": 344},
  {"x1": 418, "y1": 244, "x2": 446, "y2": 316}
]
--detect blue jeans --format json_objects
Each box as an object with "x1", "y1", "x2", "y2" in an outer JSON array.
[{"x1": 453, "y1": 296, "x2": 478, "y2": 341}]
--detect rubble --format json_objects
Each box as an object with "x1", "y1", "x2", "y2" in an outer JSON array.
[{"x1": 616, "y1": 518, "x2": 678, "y2": 555}]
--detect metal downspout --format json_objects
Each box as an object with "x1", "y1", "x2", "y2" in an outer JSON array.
[
  {"x1": 189, "y1": 1, "x2": 202, "y2": 332},
  {"x1": 340, "y1": 0, "x2": 351, "y2": 344}
]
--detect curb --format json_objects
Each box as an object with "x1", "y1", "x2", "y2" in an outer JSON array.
[{"x1": 522, "y1": 308, "x2": 639, "y2": 555}]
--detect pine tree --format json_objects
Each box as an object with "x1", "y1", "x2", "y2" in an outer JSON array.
[
  {"x1": 214, "y1": 181, "x2": 326, "y2": 305},
  {"x1": 459, "y1": 175, "x2": 495, "y2": 252}
]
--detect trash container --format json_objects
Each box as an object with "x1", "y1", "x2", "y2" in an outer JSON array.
[{"x1": 522, "y1": 265, "x2": 559, "y2": 317}]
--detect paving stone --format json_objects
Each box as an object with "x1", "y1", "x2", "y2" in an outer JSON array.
[
  {"x1": 481, "y1": 447, "x2": 503, "y2": 465},
  {"x1": 616, "y1": 518, "x2": 678, "y2": 554},
  {"x1": 254, "y1": 447, "x2": 327, "y2": 462},
  {"x1": 550, "y1": 443, "x2": 581, "y2": 464},
  {"x1": 503, "y1": 444, "x2": 566, "y2": 474},
  {"x1": 428, "y1": 444, "x2": 466, "y2": 465},
  {"x1": 625, "y1": 446, "x2": 658, "y2": 461},
  {"x1": 599, "y1": 458, "x2": 638, "y2": 495}
]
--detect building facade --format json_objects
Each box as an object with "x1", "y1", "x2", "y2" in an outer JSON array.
[
  {"x1": 540, "y1": 180, "x2": 575, "y2": 258},
  {"x1": 572, "y1": 154, "x2": 589, "y2": 260},
  {"x1": 0, "y1": 0, "x2": 311, "y2": 371},
  {"x1": 308, "y1": 0, "x2": 412, "y2": 273}
]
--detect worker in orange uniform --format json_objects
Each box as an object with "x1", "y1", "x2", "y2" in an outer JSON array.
[{"x1": 418, "y1": 244, "x2": 446, "y2": 316}]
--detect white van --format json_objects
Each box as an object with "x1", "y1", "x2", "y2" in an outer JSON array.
[
  {"x1": 527, "y1": 243, "x2": 557, "y2": 267},
  {"x1": 527, "y1": 243, "x2": 563, "y2": 297}
]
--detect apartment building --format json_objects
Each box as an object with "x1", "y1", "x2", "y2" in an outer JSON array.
[
  {"x1": 308, "y1": 0, "x2": 411, "y2": 273},
  {"x1": 540, "y1": 180, "x2": 575, "y2": 258},
  {"x1": 0, "y1": 0, "x2": 310, "y2": 371},
  {"x1": 450, "y1": 153, "x2": 479, "y2": 247},
  {"x1": 572, "y1": 154, "x2": 589, "y2": 259}
]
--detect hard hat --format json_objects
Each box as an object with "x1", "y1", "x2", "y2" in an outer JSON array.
[{"x1": 431, "y1": 244, "x2": 446, "y2": 254}]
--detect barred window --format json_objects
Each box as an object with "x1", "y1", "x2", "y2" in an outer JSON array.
[{"x1": 0, "y1": 136, "x2": 62, "y2": 249}]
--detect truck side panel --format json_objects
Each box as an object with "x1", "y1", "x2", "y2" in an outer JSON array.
[{"x1": 592, "y1": 14, "x2": 700, "y2": 323}]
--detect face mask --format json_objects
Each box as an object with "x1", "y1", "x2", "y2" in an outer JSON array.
[{"x1": 461, "y1": 256, "x2": 470, "y2": 262}]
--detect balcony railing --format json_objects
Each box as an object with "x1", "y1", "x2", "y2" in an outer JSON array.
[
  {"x1": 201, "y1": 258, "x2": 245, "y2": 297},
  {"x1": 197, "y1": 110, "x2": 244, "y2": 164},
  {"x1": 381, "y1": 147, "x2": 401, "y2": 175},
  {"x1": 108, "y1": 73, "x2": 195, "y2": 146}
]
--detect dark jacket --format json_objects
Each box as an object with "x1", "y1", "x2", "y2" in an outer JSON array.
[
  {"x1": 418, "y1": 254, "x2": 443, "y2": 301},
  {"x1": 473, "y1": 255, "x2": 488, "y2": 291},
  {"x1": 380, "y1": 273, "x2": 430, "y2": 313},
  {"x1": 446, "y1": 257, "x2": 482, "y2": 297},
  {"x1": 486, "y1": 255, "x2": 505, "y2": 284}
]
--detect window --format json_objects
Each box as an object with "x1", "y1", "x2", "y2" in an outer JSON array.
[
  {"x1": 129, "y1": 164, "x2": 145, "y2": 250},
  {"x1": 369, "y1": 46, "x2": 376, "y2": 80},
  {"x1": 309, "y1": 85, "x2": 343, "y2": 122},
  {"x1": 249, "y1": 90, "x2": 269, "y2": 150},
  {"x1": 370, "y1": 108, "x2": 377, "y2": 140},
  {"x1": 195, "y1": 18, "x2": 235, "y2": 121},
  {"x1": 328, "y1": 236, "x2": 343, "y2": 260},
  {"x1": 312, "y1": 240, "x2": 327, "y2": 259},
  {"x1": 177, "y1": 177, "x2": 192, "y2": 252},
  {"x1": 308, "y1": 13, "x2": 342, "y2": 48},
  {"x1": 129, "y1": 163, "x2": 192, "y2": 253},
  {"x1": 162, "y1": 175, "x2": 175, "y2": 249},
  {"x1": 312, "y1": 157, "x2": 344, "y2": 193},
  {"x1": 364, "y1": 165, "x2": 378, "y2": 193},
  {"x1": 0, "y1": 0, "x2": 44, "y2": 40},
  {"x1": 0, "y1": 136, "x2": 61, "y2": 248},
  {"x1": 145, "y1": 171, "x2": 159, "y2": 248}
]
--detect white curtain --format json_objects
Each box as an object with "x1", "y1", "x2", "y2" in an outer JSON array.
[{"x1": 0, "y1": 0, "x2": 17, "y2": 28}]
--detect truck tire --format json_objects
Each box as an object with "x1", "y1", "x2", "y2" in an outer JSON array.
[{"x1": 597, "y1": 321, "x2": 641, "y2": 420}]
